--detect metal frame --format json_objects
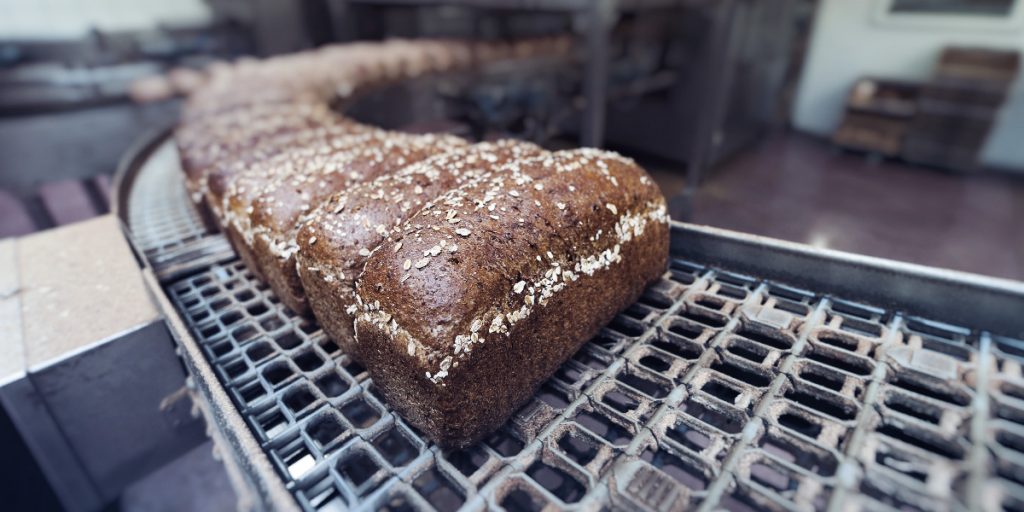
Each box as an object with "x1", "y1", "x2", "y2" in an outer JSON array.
[{"x1": 672, "y1": 224, "x2": 1024, "y2": 338}]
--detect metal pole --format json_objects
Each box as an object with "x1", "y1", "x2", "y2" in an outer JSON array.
[
  {"x1": 682, "y1": 0, "x2": 740, "y2": 202},
  {"x1": 580, "y1": 0, "x2": 615, "y2": 148}
]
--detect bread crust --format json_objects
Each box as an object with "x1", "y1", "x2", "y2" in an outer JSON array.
[
  {"x1": 353, "y1": 149, "x2": 669, "y2": 448},
  {"x1": 247, "y1": 132, "x2": 467, "y2": 314},
  {"x1": 203, "y1": 121, "x2": 371, "y2": 221},
  {"x1": 221, "y1": 130, "x2": 389, "y2": 281},
  {"x1": 177, "y1": 102, "x2": 342, "y2": 204},
  {"x1": 176, "y1": 36, "x2": 576, "y2": 203},
  {"x1": 295, "y1": 140, "x2": 545, "y2": 354}
]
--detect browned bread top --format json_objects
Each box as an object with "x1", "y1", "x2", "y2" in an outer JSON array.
[
  {"x1": 177, "y1": 101, "x2": 335, "y2": 155},
  {"x1": 177, "y1": 101, "x2": 338, "y2": 156},
  {"x1": 222, "y1": 129, "x2": 391, "y2": 241},
  {"x1": 295, "y1": 139, "x2": 545, "y2": 280},
  {"x1": 354, "y1": 148, "x2": 669, "y2": 380},
  {"x1": 247, "y1": 132, "x2": 468, "y2": 257},
  {"x1": 350, "y1": 148, "x2": 669, "y2": 447},
  {"x1": 177, "y1": 101, "x2": 343, "y2": 194},
  {"x1": 293, "y1": 140, "x2": 545, "y2": 345},
  {"x1": 246, "y1": 131, "x2": 468, "y2": 315},
  {"x1": 204, "y1": 121, "x2": 373, "y2": 220},
  {"x1": 181, "y1": 84, "x2": 326, "y2": 125}
]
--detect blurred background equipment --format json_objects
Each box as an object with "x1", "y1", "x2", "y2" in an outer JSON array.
[
  {"x1": 0, "y1": 0, "x2": 249, "y2": 236},
  {"x1": 832, "y1": 47, "x2": 1020, "y2": 171},
  {"x1": 902, "y1": 46, "x2": 1021, "y2": 172},
  {"x1": 1, "y1": 0, "x2": 1024, "y2": 510},
  {"x1": 793, "y1": 0, "x2": 1024, "y2": 172},
  {"x1": 0, "y1": 0, "x2": 804, "y2": 235}
]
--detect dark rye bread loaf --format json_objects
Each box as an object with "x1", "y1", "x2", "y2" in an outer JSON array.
[
  {"x1": 352, "y1": 149, "x2": 670, "y2": 448},
  {"x1": 177, "y1": 102, "x2": 342, "y2": 203},
  {"x1": 204, "y1": 121, "x2": 373, "y2": 221},
  {"x1": 248, "y1": 132, "x2": 468, "y2": 314},
  {"x1": 294, "y1": 140, "x2": 545, "y2": 354},
  {"x1": 222, "y1": 130, "x2": 391, "y2": 281}
]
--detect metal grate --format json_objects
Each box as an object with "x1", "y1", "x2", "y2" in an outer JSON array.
[
  {"x1": 160, "y1": 244, "x2": 1024, "y2": 512},
  {"x1": 126, "y1": 137, "x2": 1024, "y2": 512},
  {"x1": 126, "y1": 140, "x2": 208, "y2": 256},
  {"x1": 125, "y1": 139, "x2": 233, "y2": 279}
]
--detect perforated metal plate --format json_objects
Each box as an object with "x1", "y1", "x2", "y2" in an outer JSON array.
[{"x1": 123, "y1": 136, "x2": 1024, "y2": 512}]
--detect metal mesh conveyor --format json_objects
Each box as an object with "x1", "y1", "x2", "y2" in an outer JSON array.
[{"x1": 118, "y1": 131, "x2": 1024, "y2": 512}]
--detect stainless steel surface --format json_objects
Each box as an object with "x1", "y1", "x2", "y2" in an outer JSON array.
[
  {"x1": 27, "y1": 322, "x2": 206, "y2": 501},
  {"x1": 117, "y1": 131, "x2": 1024, "y2": 512},
  {"x1": 0, "y1": 318, "x2": 207, "y2": 512},
  {"x1": 671, "y1": 225, "x2": 1024, "y2": 338},
  {"x1": 0, "y1": 204, "x2": 209, "y2": 511}
]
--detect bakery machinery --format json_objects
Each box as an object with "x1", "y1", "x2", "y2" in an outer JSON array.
[
  {"x1": 2, "y1": 12, "x2": 1022, "y2": 512},
  {"x1": 99, "y1": 79, "x2": 1024, "y2": 510}
]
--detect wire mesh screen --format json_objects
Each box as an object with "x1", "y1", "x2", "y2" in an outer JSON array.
[{"x1": 128, "y1": 137, "x2": 1024, "y2": 512}]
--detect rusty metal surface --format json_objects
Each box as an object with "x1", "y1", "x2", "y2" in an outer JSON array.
[{"x1": 118, "y1": 132, "x2": 1024, "y2": 512}]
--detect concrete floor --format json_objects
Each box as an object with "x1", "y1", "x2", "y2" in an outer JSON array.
[{"x1": 646, "y1": 132, "x2": 1024, "y2": 281}]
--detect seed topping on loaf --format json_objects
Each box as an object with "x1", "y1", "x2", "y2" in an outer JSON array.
[
  {"x1": 251, "y1": 132, "x2": 467, "y2": 265},
  {"x1": 178, "y1": 102, "x2": 343, "y2": 200},
  {"x1": 205, "y1": 121, "x2": 369, "y2": 216},
  {"x1": 224, "y1": 130, "x2": 389, "y2": 242},
  {"x1": 355, "y1": 149, "x2": 669, "y2": 384},
  {"x1": 295, "y1": 140, "x2": 542, "y2": 289}
]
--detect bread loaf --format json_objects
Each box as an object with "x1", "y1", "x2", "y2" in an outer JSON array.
[
  {"x1": 352, "y1": 149, "x2": 669, "y2": 448},
  {"x1": 204, "y1": 121, "x2": 372, "y2": 221},
  {"x1": 177, "y1": 102, "x2": 342, "y2": 204},
  {"x1": 221, "y1": 130, "x2": 391, "y2": 280},
  {"x1": 294, "y1": 140, "x2": 545, "y2": 354},
  {"x1": 247, "y1": 132, "x2": 468, "y2": 314}
]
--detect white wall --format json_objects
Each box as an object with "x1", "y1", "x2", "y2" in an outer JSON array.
[
  {"x1": 0, "y1": 0, "x2": 212, "y2": 40},
  {"x1": 792, "y1": 0, "x2": 1024, "y2": 170}
]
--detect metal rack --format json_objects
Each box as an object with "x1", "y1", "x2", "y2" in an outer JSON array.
[{"x1": 115, "y1": 130, "x2": 1024, "y2": 511}]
